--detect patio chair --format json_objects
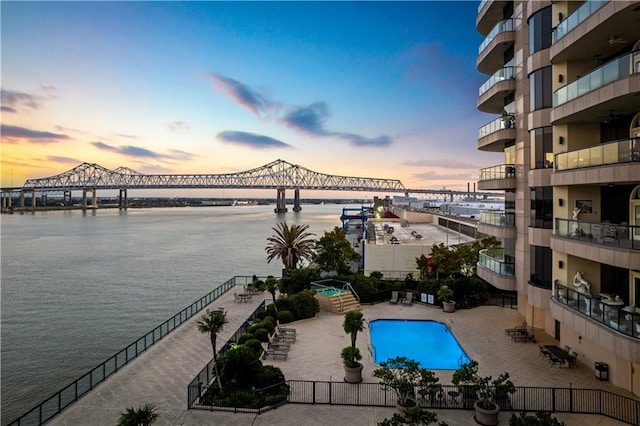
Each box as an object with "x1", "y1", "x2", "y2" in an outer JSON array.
[
  {"x1": 389, "y1": 291, "x2": 399, "y2": 304},
  {"x1": 548, "y1": 354, "x2": 564, "y2": 368},
  {"x1": 504, "y1": 322, "x2": 527, "y2": 336},
  {"x1": 512, "y1": 327, "x2": 535, "y2": 343},
  {"x1": 538, "y1": 344, "x2": 551, "y2": 359},
  {"x1": 261, "y1": 343, "x2": 288, "y2": 360},
  {"x1": 276, "y1": 324, "x2": 297, "y2": 336},
  {"x1": 401, "y1": 291, "x2": 414, "y2": 306}
]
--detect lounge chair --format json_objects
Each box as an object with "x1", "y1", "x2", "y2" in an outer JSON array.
[
  {"x1": 276, "y1": 322, "x2": 296, "y2": 336},
  {"x1": 272, "y1": 330, "x2": 295, "y2": 343},
  {"x1": 512, "y1": 327, "x2": 535, "y2": 343},
  {"x1": 261, "y1": 343, "x2": 288, "y2": 360},
  {"x1": 389, "y1": 291, "x2": 399, "y2": 304},
  {"x1": 504, "y1": 322, "x2": 527, "y2": 336},
  {"x1": 401, "y1": 291, "x2": 414, "y2": 306}
]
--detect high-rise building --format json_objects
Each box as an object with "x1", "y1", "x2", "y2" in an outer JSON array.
[{"x1": 475, "y1": 1, "x2": 640, "y2": 395}]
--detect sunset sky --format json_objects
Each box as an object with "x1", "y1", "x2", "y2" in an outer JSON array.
[{"x1": 1, "y1": 1, "x2": 499, "y2": 197}]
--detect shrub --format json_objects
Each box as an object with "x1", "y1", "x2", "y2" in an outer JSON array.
[
  {"x1": 255, "y1": 365, "x2": 286, "y2": 388},
  {"x1": 289, "y1": 289, "x2": 320, "y2": 320},
  {"x1": 253, "y1": 328, "x2": 270, "y2": 342},
  {"x1": 277, "y1": 310, "x2": 294, "y2": 324},
  {"x1": 219, "y1": 345, "x2": 262, "y2": 390},
  {"x1": 275, "y1": 297, "x2": 295, "y2": 314},
  {"x1": 237, "y1": 333, "x2": 254, "y2": 345},
  {"x1": 509, "y1": 412, "x2": 565, "y2": 426},
  {"x1": 260, "y1": 316, "x2": 276, "y2": 333},
  {"x1": 243, "y1": 339, "x2": 263, "y2": 355},
  {"x1": 248, "y1": 323, "x2": 263, "y2": 334}
]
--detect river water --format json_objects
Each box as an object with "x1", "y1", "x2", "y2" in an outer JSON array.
[{"x1": 0, "y1": 203, "x2": 358, "y2": 423}]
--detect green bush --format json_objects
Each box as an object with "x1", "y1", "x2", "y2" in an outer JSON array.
[
  {"x1": 260, "y1": 317, "x2": 276, "y2": 333},
  {"x1": 237, "y1": 333, "x2": 255, "y2": 345},
  {"x1": 253, "y1": 328, "x2": 270, "y2": 342},
  {"x1": 255, "y1": 365, "x2": 286, "y2": 388},
  {"x1": 289, "y1": 289, "x2": 320, "y2": 320},
  {"x1": 275, "y1": 297, "x2": 295, "y2": 314},
  {"x1": 277, "y1": 310, "x2": 294, "y2": 324},
  {"x1": 243, "y1": 339, "x2": 264, "y2": 355},
  {"x1": 219, "y1": 345, "x2": 262, "y2": 390},
  {"x1": 248, "y1": 322, "x2": 263, "y2": 334},
  {"x1": 509, "y1": 412, "x2": 565, "y2": 426}
]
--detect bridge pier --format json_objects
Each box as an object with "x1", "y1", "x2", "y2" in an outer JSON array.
[
  {"x1": 64, "y1": 191, "x2": 72, "y2": 206},
  {"x1": 293, "y1": 189, "x2": 301, "y2": 212},
  {"x1": 274, "y1": 188, "x2": 287, "y2": 213},
  {"x1": 118, "y1": 189, "x2": 128, "y2": 209},
  {"x1": 82, "y1": 188, "x2": 98, "y2": 210}
]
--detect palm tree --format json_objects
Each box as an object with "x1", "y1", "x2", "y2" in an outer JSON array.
[
  {"x1": 197, "y1": 312, "x2": 228, "y2": 391},
  {"x1": 117, "y1": 403, "x2": 158, "y2": 426},
  {"x1": 263, "y1": 275, "x2": 279, "y2": 312},
  {"x1": 265, "y1": 221, "x2": 316, "y2": 272},
  {"x1": 343, "y1": 310, "x2": 365, "y2": 349}
]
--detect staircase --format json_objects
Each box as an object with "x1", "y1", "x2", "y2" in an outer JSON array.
[{"x1": 327, "y1": 292, "x2": 362, "y2": 314}]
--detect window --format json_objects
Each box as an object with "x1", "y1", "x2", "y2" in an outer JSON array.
[
  {"x1": 529, "y1": 67, "x2": 552, "y2": 111},
  {"x1": 530, "y1": 127, "x2": 553, "y2": 169},
  {"x1": 529, "y1": 7, "x2": 552, "y2": 54},
  {"x1": 529, "y1": 245, "x2": 552, "y2": 289},
  {"x1": 530, "y1": 187, "x2": 553, "y2": 229}
]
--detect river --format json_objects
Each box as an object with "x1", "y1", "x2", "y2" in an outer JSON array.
[{"x1": 0, "y1": 203, "x2": 360, "y2": 423}]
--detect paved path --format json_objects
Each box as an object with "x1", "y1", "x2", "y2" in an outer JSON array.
[{"x1": 48, "y1": 290, "x2": 633, "y2": 425}]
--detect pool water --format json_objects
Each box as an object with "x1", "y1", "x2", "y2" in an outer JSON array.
[
  {"x1": 369, "y1": 319, "x2": 471, "y2": 370},
  {"x1": 316, "y1": 288, "x2": 345, "y2": 296}
]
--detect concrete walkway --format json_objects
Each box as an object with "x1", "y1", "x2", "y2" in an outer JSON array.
[{"x1": 47, "y1": 289, "x2": 634, "y2": 425}]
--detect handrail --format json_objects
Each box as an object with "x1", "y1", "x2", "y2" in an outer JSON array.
[
  {"x1": 479, "y1": 66, "x2": 514, "y2": 97},
  {"x1": 479, "y1": 18, "x2": 514, "y2": 54},
  {"x1": 8, "y1": 275, "x2": 258, "y2": 426},
  {"x1": 555, "y1": 137, "x2": 640, "y2": 171},
  {"x1": 343, "y1": 283, "x2": 360, "y2": 303},
  {"x1": 553, "y1": 282, "x2": 639, "y2": 340},
  {"x1": 478, "y1": 248, "x2": 515, "y2": 277},
  {"x1": 553, "y1": 0, "x2": 606, "y2": 42},
  {"x1": 479, "y1": 164, "x2": 516, "y2": 182},
  {"x1": 555, "y1": 218, "x2": 640, "y2": 250}
]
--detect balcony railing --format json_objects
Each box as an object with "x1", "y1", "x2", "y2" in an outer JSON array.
[
  {"x1": 478, "y1": 247, "x2": 515, "y2": 277},
  {"x1": 554, "y1": 282, "x2": 639, "y2": 339},
  {"x1": 554, "y1": 51, "x2": 640, "y2": 106},
  {"x1": 478, "y1": 0, "x2": 488, "y2": 13},
  {"x1": 478, "y1": 116, "x2": 515, "y2": 138},
  {"x1": 555, "y1": 137, "x2": 640, "y2": 171},
  {"x1": 479, "y1": 19, "x2": 514, "y2": 54},
  {"x1": 479, "y1": 164, "x2": 516, "y2": 181},
  {"x1": 479, "y1": 210, "x2": 515, "y2": 227},
  {"x1": 553, "y1": 0, "x2": 606, "y2": 42},
  {"x1": 479, "y1": 66, "x2": 514, "y2": 97},
  {"x1": 555, "y1": 218, "x2": 640, "y2": 250}
]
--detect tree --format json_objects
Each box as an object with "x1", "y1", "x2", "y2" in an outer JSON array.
[
  {"x1": 117, "y1": 403, "x2": 158, "y2": 426},
  {"x1": 265, "y1": 222, "x2": 316, "y2": 272},
  {"x1": 197, "y1": 312, "x2": 228, "y2": 391},
  {"x1": 343, "y1": 310, "x2": 365, "y2": 349},
  {"x1": 314, "y1": 227, "x2": 361, "y2": 274},
  {"x1": 262, "y1": 275, "x2": 280, "y2": 311},
  {"x1": 219, "y1": 345, "x2": 263, "y2": 390}
]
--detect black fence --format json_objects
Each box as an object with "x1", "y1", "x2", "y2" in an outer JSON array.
[
  {"x1": 187, "y1": 300, "x2": 268, "y2": 409},
  {"x1": 191, "y1": 380, "x2": 640, "y2": 425},
  {"x1": 7, "y1": 275, "x2": 258, "y2": 426},
  {"x1": 486, "y1": 292, "x2": 518, "y2": 309}
]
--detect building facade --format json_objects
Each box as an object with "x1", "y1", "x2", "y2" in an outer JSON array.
[{"x1": 475, "y1": 0, "x2": 640, "y2": 395}]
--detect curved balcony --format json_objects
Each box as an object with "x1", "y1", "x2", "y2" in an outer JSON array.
[
  {"x1": 477, "y1": 116, "x2": 516, "y2": 152},
  {"x1": 478, "y1": 67, "x2": 515, "y2": 113},
  {"x1": 552, "y1": 218, "x2": 640, "y2": 270},
  {"x1": 477, "y1": 19, "x2": 515, "y2": 75},
  {"x1": 551, "y1": 1, "x2": 639, "y2": 64},
  {"x1": 552, "y1": 52, "x2": 640, "y2": 124},
  {"x1": 528, "y1": 277, "x2": 552, "y2": 311},
  {"x1": 478, "y1": 164, "x2": 516, "y2": 191},
  {"x1": 476, "y1": 0, "x2": 510, "y2": 36},
  {"x1": 477, "y1": 247, "x2": 516, "y2": 291},
  {"x1": 552, "y1": 282, "x2": 640, "y2": 345},
  {"x1": 478, "y1": 210, "x2": 516, "y2": 239}
]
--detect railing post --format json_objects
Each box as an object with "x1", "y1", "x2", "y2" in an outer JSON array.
[
  {"x1": 569, "y1": 383, "x2": 573, "y2": 413},
  {"x1": 312, "y1": 381, "x2": 316, "y2": 405},
  {"x1": 552, "y1": 387, "x2": 555, "y2": 412}
]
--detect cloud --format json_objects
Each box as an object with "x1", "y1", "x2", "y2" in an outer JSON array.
[
  {"x1": 1, "y1": 106, "x2": 17, "y2": 113},
  {"x1": 91, "y1": 141, "x2": 196, "y2": 161},
  {"x1": 411, "y1": 170, "x2": 478, "y2": 181},
  {"x1": 218, "y1": 131, "x2": 291, "y2": 149},
  {"x1": 282, "y1": 102, "x2": 392, "y2": 147},
  {"x1": 1, "y1": 124, "x2": 70, "y2": 143},
  {"x1": 208, "y1": 73, "x2": 279, "y2": 118},
  {"x1": 1, "y1": 89, "x2": 45, "y2": 111},
  {"x1": 167, "y1": 121, "x2": 190, "y2": 133},
  {"x1": 47, "y1": 156, "x2": 82, "y2": 164},
  {"x1": 401, "y1": 158, "x2": 479, "y2": 169}
]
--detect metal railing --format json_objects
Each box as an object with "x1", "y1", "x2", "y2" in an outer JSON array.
[
  {"x1": 8, "y1": 275, "x2": 256, "y2": 426},
  {"x1": 190, "y1": 380, "x2": 640, "y2": 425},
  {"x1": 479, "y1": 66, "x2": 514, "y2": 97},
  {"x1": 479, "y1": 19, "x2": 514, "y2": 54},
  {"x1": 553, "y1": 0, "x2": 606, "y2": 42},
  {"x1": 555, "y1": 218, "x2": 640, "y2": 250},
  {"x1": 555, "y1": 137, "x2": 640, "y2": 171},
  {"x1": 479, "y1": 164, "x2": 516, "y2": 182},
  {"x1": 554, "y1": 282, "x2": 640, "y2": 340},
  {"x1": 478, "y1": 248, "x2": 515, "y2": 277},
  {"x1": 554, "y1": 51, "x2": 640, "y2": 106},
  {"x1": 479, "y1": 210, "x2": 515, "y2": 227},
  {"x1": 187, "y1": 299, "x2": 268, "y2": 409},
  {"x1": 478, "y1": 116, "x2": 516, "y2": 138}
]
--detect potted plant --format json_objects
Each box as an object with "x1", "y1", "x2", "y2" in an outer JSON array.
[
  {"x1": 501, "y1": 109, "x2": 514, "y2": 129},
  {"x1": 342, "y1": 310, "x2": 365, "y2": 383},
  {"x1": 452, "y1": 360, "x2": 515, "y2": 426},
  {"x1": 437, "y1": 285, "x2": 456, "y2": 313},
  {"x1": 372, "y1": 356, "x2": 439, "y2": 416}
]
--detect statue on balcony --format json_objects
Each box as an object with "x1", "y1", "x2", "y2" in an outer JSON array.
[
  {"x1": 571, "y1": 207, "x2": 581, "y2": 236},
  {"x1": 573, "y1": 271, "x2": 591, "y2": 295}
]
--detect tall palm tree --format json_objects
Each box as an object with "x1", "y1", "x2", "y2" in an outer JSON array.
[
  {"x1": 197, "y1": 312, "x2": 228, "y2": 391},
  {"x1": 265, "y1": 221, "x2": 316, "y2": 271},
  {"x1": 343, "y1": 310, "x2": 365, "y2": 349},
  {"x1": 117, "y1": 403, "x2": 158, "y2": 426}
]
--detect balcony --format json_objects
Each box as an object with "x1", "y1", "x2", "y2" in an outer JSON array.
[
  {"x1": 553, "y1": 282, "x2": 639, "y2": 341},
  {"x1": 478, "y1": 164, "x2": 516, "y2": 191},
  {"x1": 477, "y1": 67, "x2": 515, "y2": 113},
  {"x1": 477, "y1": 247, "x2": 516, "y2": 291},
  {"x1": 552, "y1": 218, "x2": 640, "y2": 271},
  {"x1": 477, "y1": 116, "x2": 516, "y2": 152},
  {"x1": 553, "y1": 0, "x2": 607, "y2": 43},
  {"x1": 476, "y1": 0, "x2": 510, "y2": 36},
  {"x1": 477, "y1": 19, "x2": 515, "y2": 75},
  {"x1": 478, "y1": 210, "x2": 516, "y2": 239}
]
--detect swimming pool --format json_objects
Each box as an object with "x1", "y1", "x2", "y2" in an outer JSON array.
[
  {"x1": 369, "y1": 319, "x2": 471, "y2": 370},
  {"x1": 314, "y1": 287, "x2": 346, "y2": 296}
]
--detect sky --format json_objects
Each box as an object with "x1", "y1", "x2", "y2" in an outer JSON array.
[{"x1": 1, "y1": 1, "x2": 499, "y2": 198}]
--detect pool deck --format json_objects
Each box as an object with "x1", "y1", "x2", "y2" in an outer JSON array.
[{"x1": 45, "y1": 288, "x2": 634, "y2": 426}]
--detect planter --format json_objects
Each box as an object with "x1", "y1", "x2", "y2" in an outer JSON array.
[
  {"x1": 474, "y1": 400, "x2": 500, "y2": 426},
  {"x1": 343, "y1": 363, "x2": 364, "y2": 383},
  {"x1": 442, "y1": 301, "x2": 456, "y2": 313},
  {"x1": 395, "y1": 397, "x2": 418, "y2": 418}
]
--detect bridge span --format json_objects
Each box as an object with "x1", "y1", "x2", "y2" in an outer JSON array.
[{"x1": 1, "y1": 159, "x2": 500, "y2": 212}]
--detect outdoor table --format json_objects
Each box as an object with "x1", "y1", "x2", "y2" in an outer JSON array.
[{"x1": 543, "y1": 345, "x2": 573, "y2": 366}]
